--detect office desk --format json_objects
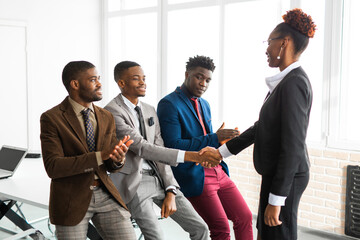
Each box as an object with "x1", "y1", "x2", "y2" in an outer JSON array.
[
  {"x1": 0, "y1": 158, "x2": 101, "y2": 240},
  {"x1": 0, "y1": 158, "x2": 49, "y2": 209}
]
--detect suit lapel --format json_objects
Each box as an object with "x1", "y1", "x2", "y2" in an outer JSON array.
[
  {"x1": 94, "y1": 105, "x2": 104, "y2": 151},
  {"x1": 177, "y1": 88, "x2": 209, "y2": 133},
  {"x1": 115, "y1": 94, "x2": 137, "y2": 128},
  {"x1": 177, "y1": 88, "x2": 200, "y2": 122},
  {"x1": 140, "y1": 103, "x2": 154, "y2": 143},
  {"x1": 61, "y1": 97, "x2": 88, "y2": 151}
]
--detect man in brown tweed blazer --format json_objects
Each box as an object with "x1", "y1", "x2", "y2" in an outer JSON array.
[{"x1": 40, "y1": 61, "x2": 136, "y2": 240}]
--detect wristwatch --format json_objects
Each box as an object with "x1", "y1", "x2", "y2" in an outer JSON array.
[{"x1": 166, "y1": 188, "x2": 177, "y2": 196}]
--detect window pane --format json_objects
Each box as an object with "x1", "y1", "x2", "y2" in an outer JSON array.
[
  {"x1": 300, "y1": 0, "x2": 326, "y2": 143},
  {"x1": 168, "y1": 0, "x2": 205, "y2": 4},
  {"x1": 108, "y1": 13, "x2": 158, "y2": 106},
  {"x1": 339, "y1": 0, "x2": 360, "y2": 145},
  {"x1": 223, "y1": 0, "x2": 280, "y2": 130},
  {"x1": 108, "y1": 0, "x2": 121, "y2": 11},
  {"x1": 167, "y1": 6, "x2": 220, "y2": 125},
  {"x1": 121, "y1": 0, "x2": 157, "y2": 9}
]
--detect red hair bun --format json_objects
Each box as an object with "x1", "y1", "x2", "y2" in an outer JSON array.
[{"x1": 282, "y1": 8, "x2": 316, "y2": 38}]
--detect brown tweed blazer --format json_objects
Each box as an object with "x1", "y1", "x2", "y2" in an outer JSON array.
[{"x1": 40, "y1": 96, "x2": 127, "y2": 226}]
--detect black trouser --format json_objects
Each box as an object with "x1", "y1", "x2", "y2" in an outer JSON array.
[{"x1": 257, "y1": 171, "x2": 310, "y2": 240}]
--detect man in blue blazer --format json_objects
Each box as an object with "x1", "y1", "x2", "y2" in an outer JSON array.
[{"x1": 157, "y1": 55, "x2": 253, "y2": 240}]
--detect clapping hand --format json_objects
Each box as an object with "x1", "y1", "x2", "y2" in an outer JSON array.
[
  {"x1": 108, "y1": 135, "x2": 133, "y2": 164},
  {"x1": 216, "y1": 122, "x2": 240, "y2": 144}
]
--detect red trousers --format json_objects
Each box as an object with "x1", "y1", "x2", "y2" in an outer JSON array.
[{"x1": 187, "y1": 165, "x2": 253, "y2": 240}]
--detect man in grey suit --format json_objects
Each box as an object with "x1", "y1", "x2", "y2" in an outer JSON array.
[{"x1": 105, "y1": 61, "x2": 213, "y2": 240}]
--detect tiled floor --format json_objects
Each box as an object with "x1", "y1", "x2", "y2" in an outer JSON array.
[{"x1": 0, "y1": 203, "x2": 357, "y2": 240}]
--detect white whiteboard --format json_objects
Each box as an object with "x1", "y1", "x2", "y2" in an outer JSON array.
[{"x1": 0, "y1": 23, "x2": 28, "y2": 149}]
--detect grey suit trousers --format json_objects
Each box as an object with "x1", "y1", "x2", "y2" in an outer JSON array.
[
  {"x1": 127, "y1": 172, "x2": 209, "y2": 240},
  {"x1": 55, "y1": 186, "x2": 136, "y2": 240}
]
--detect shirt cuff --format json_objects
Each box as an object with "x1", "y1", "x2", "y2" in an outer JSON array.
[
  {"x1": 96, "y1": 151, "x2": 103, "y2": 166},
  {"x1": 177, "y1": 150, "x2": 185, "y2": 163},
  {"x1": 165, "y1": 185, "x2": 177, "y2": 191},
  {"x1": 218, "y1": 144, "x2": 233, "y2": 158},
  {"x1": 268, "y1": 193, "x2": 287, "y2": 206}
]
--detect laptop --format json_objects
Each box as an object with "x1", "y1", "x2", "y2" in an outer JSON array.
[{"x1": 0, "y1": 145, "x2": 27, "y2": 179}]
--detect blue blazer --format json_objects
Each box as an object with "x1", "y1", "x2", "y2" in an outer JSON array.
[{"x1": 157, "y1": 86, "x2": 229, "y2": 197}]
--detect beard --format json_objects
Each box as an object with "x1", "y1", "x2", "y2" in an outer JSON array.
[{"x1": 78, "y1": 87, "x2": 102, "y2": 102}]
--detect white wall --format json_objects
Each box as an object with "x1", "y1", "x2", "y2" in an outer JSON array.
[
  {"x1": 0, "y1": 23, "x2": 28, "y2": 149},
  {"x1": 0, "y1": 0, "x2": 102, "y2": 152}
]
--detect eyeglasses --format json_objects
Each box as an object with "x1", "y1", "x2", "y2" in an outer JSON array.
[{"x1": 263, "y1": 37, "x2": 282, "y2": 45}]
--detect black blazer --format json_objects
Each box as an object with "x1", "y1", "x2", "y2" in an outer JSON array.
[{"x1": 226, "y1": 67, "x2": 312, "y2": 197}]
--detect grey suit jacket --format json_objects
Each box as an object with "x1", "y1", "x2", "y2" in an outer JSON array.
[{"x1": 104, "y1": 94, "x2": 179, "y2": 203}]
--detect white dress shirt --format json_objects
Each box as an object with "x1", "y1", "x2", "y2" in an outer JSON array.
[{"x1": 265, "y1": 61, "x2": 301, "y2": 94}]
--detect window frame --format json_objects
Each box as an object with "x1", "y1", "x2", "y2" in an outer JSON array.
[{"x1": 103, "y1": 0, "x2": 360, "y2": 152}]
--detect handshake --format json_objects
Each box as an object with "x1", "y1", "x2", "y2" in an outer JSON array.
[{"x1": 184, "y1": 147, "x2": 223, "y2": 168}]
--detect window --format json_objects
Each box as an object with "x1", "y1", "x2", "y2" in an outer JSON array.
[
  {"x1": 222, "y1": 0, "x2": 280, "y2": 129},
  {"x1": 107, "y1": 9, "x2": 158, "y2": 106},
  {"x1": 105, "y1": 0, "x2": 284, "y2": 128},
  {"x1": 167, "y1": 6, "x2": 220, "y2": 124},
  {"x1": 298, "y1": 0, "x2": 326, "y2": 144},
  {"x1": 104, "y1": 0, "x2": 360, "y2": 151},
  {"x1": 168, "y1": 0, "x2": 204, "y2": 4},
  {"x1": 108, "y1": 0, "x2": 156, "y2": 11},
  {"x1": 328, "y1": 0, "x2": 360, "y2": 150}
]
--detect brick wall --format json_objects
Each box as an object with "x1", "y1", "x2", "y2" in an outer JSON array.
[{"x1": 227, "y1": 146, "x2": 360, "y2": 236}]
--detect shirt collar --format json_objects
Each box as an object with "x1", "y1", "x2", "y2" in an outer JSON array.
[
  {"x1": 121, "y1": 94, "x2": 141, "y2": 111},
  {"x1": 180, "y1": 84, "x2": 197, "y2": 99},
  {"x1": 265, "y1": 61, "x2": 301, "y2": 93},
  {"x1": 68, "y1": 96, "x2": 94, "y2": 115}
]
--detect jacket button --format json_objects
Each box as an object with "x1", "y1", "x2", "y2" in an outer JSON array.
[{"x1": 90, "y1": 185, "x2": 94, "y2": 190}]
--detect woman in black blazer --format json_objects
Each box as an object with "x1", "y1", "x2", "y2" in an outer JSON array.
[{"x1": 201, "y1": 8, "x2": 316, "y2": 240}]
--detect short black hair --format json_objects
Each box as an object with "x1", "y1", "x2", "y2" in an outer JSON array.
[
  {"x1": 114, "y1": 61, "x2": 141, "y2": 82},
  {"x1": 186, "y1": 55, "x2": 216, "y2": 72},
  {"x1": 62, "y1": 61, "x2": 95, "y2": 92}
]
